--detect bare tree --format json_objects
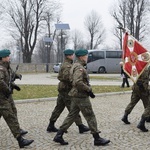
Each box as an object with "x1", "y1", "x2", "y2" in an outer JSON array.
[
  {"x1": 71, "y1": 29, "x2": 85, "y2": 50},
  {"x1": 1, "y1": 0, "x2": 62, "y2": 63},
  {"x1": 41, "y1": 3, "x2": 62, "y2": 63},
  {"x1": 55, "y1": 30, "x2": 69, "y2": 63},
  {"x1": 111, "y1": 0, "x2": 150, "y2": 49},
  {"x1": 84, "y1": 10, "x2": 105, "y2": 49}
]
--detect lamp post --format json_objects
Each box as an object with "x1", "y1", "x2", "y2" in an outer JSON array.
[
  {"x1": 43, "y1": 36, "x2": 53, "y2": 73},
  {"x1": 16, "y1": 39, "x2": 22, "y2": 63},
  {"x1": 55, "y1": 23, "x2": 70, "y2": 63}
]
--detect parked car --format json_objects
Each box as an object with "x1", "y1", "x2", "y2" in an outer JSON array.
[{"x1": 53, "y1": 63, "x2": 61, "y2": 73}]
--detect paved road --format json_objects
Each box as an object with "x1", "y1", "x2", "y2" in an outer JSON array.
[
  {"x1": 0, "y1": 93, "x2": 150, "y2": 150},
  {"x1": 15, "y1": 73, "x2": 133, "y2": 86}
]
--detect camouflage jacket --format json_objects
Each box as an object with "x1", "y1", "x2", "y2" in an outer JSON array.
[
  {"x1": 0, "y1": 61, "x2": 10, "y2": 99},
  {"x1": 133, "y1": 69, "x2": 150, "y2": 91},
  {"x1": 57, "y1": 58, "x2": 73, "y2": 92},
  {"x1": 68, "y1": 59, "x2": 92, "y2": 98}
]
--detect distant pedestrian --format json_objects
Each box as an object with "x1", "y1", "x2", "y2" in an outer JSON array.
[{"x1": 120, "y1": 62, "x2": 130, "y2": 88}]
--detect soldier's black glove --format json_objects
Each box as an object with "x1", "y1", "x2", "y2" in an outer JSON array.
[
  {"x1": 137, "y1": 81, "x2": 144, "y2": 90},
  {"x1": 88, "y1": 91, "x2": 95, "y2": 98},
  {"x1": 11, "y1": 82, "x2": 21, "y2": 91},
  {"x1": 15, "y1": 74, "x2": 22, "y2": 80}
]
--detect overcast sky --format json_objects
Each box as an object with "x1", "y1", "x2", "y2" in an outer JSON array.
[
  {"x1": 60, "y1": 0, "x2": 150, "y2": 50},
  {"x1": 0, "y1": 0, "x2": 117, "y2": 49},
  {"x1": 60, "y1": 0, "x2": 117, "y2": 48}
]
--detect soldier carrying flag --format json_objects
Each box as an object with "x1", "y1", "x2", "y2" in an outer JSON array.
[{"x1": 120, "y1": 27, "x2": 150, "y2": 132}]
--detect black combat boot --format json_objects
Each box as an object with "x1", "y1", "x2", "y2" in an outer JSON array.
[
  {"x1": 47, "y1": 121, "x2": 58, "y2": 132},
  {"x1": 146, "y1": 117, "x2": 150, "y2": 122},
  {"x1": 93, "y1": 133, "x2": 110, "y2": 146},
  {"x1": 78, "y1": 124, "x2": 90, "y2": 134},
  {"x1": 121, "y1": 112, "x2": 130, "y2": 124},
  {"x1": 20, "y1": 129, "x2": 28, "y2": 135},
  {"x1": 137, "y1": 117, "x2": 148, "y2": 132},
  {"x1": 53, "y1": 130, "x2": 68, "y2": 145},
  {"x1": 17, "y1": 135, "x2": 34, "y2": 148}
]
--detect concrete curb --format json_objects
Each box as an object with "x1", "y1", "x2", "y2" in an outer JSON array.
[{"x1": 15, "y1": 90, "x2": 132, "y2": 104}]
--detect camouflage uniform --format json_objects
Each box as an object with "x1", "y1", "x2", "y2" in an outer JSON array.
[
  {"x1": 0, "y1": 49, "x2": 33, "y2": 148},
  {"x1": 136, "y1": 69, "x2": 150, "y2": 132},
  {"x1": 0, "y1": 65, "x2": 23, "y2": 129},
  {"x1": 49, "y1": 58, "x2": 83, "y2": 125},
  {"x1": 54, "y1": 49, "x2": 110, "y2": 146},
  {"x1": 0, "y1": 61, "x2": 20, "y2": 138},
  {"x1": 59, "y1": 59, "x2": 99, "y2": 134},
  {"x1": 8, "y1": 68, "x2": 22, "y2": 119},
  {"x1": 142, "y1": 97, "x2": 150, "y2": 118},
  {"x1": 125, "y1": 69, "x2": 149, "y2": 115},
  {"x1": 122, "y1": 68, "x2": 150, "y2": 132}
]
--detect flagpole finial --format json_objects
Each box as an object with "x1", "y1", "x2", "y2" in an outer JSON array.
[{"x1": 117, "y1": 25, "x2": 126, "y2": 33}]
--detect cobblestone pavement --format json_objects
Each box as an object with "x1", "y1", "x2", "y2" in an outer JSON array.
[{"x1": 1, "y1": 93, "x2": 150, "y2": 150}]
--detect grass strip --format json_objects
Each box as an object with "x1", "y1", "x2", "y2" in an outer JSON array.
[{"x1": 13, "y1": 85, "x2": 131, "y2": 100}]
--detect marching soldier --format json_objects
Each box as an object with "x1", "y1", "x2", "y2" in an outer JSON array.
[
  {"x1": 121, "y1": 67, "x2": 150, "y2": 131},
  {"x1": 53, "y1": 49, "x2": 110, "y2": 146},
  {"x1": 0, "y1": 49, "x2": 34, "y2": 148},
  {"x1": 47, "y1": 49, "x2": 89, "y2": 133},
  {"x1": 137, "y1": 66, "x2": 150, "y2": 132},
  {"x1": 9, "y1": 67, "x2": 28, "y2": 135}
]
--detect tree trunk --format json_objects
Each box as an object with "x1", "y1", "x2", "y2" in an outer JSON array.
[{"x1": 23, "y1": 51, "x2": 32, "y2": 63}]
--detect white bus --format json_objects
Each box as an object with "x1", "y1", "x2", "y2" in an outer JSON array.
[{"x1": 87, "y1": 49, "x2": 122, "y2": 73}]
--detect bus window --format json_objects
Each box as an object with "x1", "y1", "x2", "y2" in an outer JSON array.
[
  {"x1": 92, "y1": 51, "x2": 104, "y2": 60},
  {"x1": 106, "y1": 51, "x2": 122, "y2": 58},
  {"x1": 88, "y1": 51, "x2": 104, "y2": 63},
  {"x1": 88, "y1": 53, "x2": 93, "y2": 63}
]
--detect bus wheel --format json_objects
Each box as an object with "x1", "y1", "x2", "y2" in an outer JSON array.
[{"x1": 98, "y1": 67, "x2": 106, "y2": 73}]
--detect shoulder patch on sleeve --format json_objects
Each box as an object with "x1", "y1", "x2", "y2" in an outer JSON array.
[
  {"x1": 67, "y1": 65, "x2": 71, "y2": 68},
  {"x1": 79, "y1": 68, "x2": 83, "y2": 72},
  {"x1": 0, "y1": 66, "x2": 4, "y2": 70}
]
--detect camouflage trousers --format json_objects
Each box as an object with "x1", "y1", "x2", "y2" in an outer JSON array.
[
  {"x1": 0, "y1": 100, "x2": 20, "y2": 138},
  {"x1": 125, "y1": 90, "x2": 149, "y2": 114},
  {"x1": 142, "y1": 102, "x2": 150, "y2": 118},
  {"x1": 8, "y1": 95, "x2": 18, "y2": 116},
  {"x1": 60, "y1": 97, "x2": 99, "y2": 134},
  {"x1": 142, "y1": 92, "x2": 150, "y2": 118},
  {"x1": 0, "y1": 95, "x2": 18, "y2": 118},
  {"x1": 50, "y1": 92, "x2": 83, "y2": 126}
]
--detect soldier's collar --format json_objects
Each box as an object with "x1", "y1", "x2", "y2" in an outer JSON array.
[
  {"x1": 65, "y1": 58, "x2": 73, "y2": 63},
  {"x1": 76, "y1": 59, "x2": 86, "y2": 66}
]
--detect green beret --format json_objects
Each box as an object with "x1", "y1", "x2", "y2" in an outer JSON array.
[
  {"x1": 75, "y1": 49, "x2": 88, "y2": 57},
  {"x1": 0, "y1": 49, "x2": 11, "y2": 58},
  {"x1": 63, "y1": 49, "x2": 74, "y2": 55}
]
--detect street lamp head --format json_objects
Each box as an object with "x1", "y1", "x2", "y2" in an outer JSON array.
[
  {"x1": 43, "y1": 37, "x2": 53, "y2": 43},
  {"x1": 55, "y1": 23, "x2": 70, "y2": 30}
]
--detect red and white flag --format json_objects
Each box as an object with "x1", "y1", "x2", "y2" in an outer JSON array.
[{"x1": 122, "y1": 32, "x2": 150, "y2": 83}]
